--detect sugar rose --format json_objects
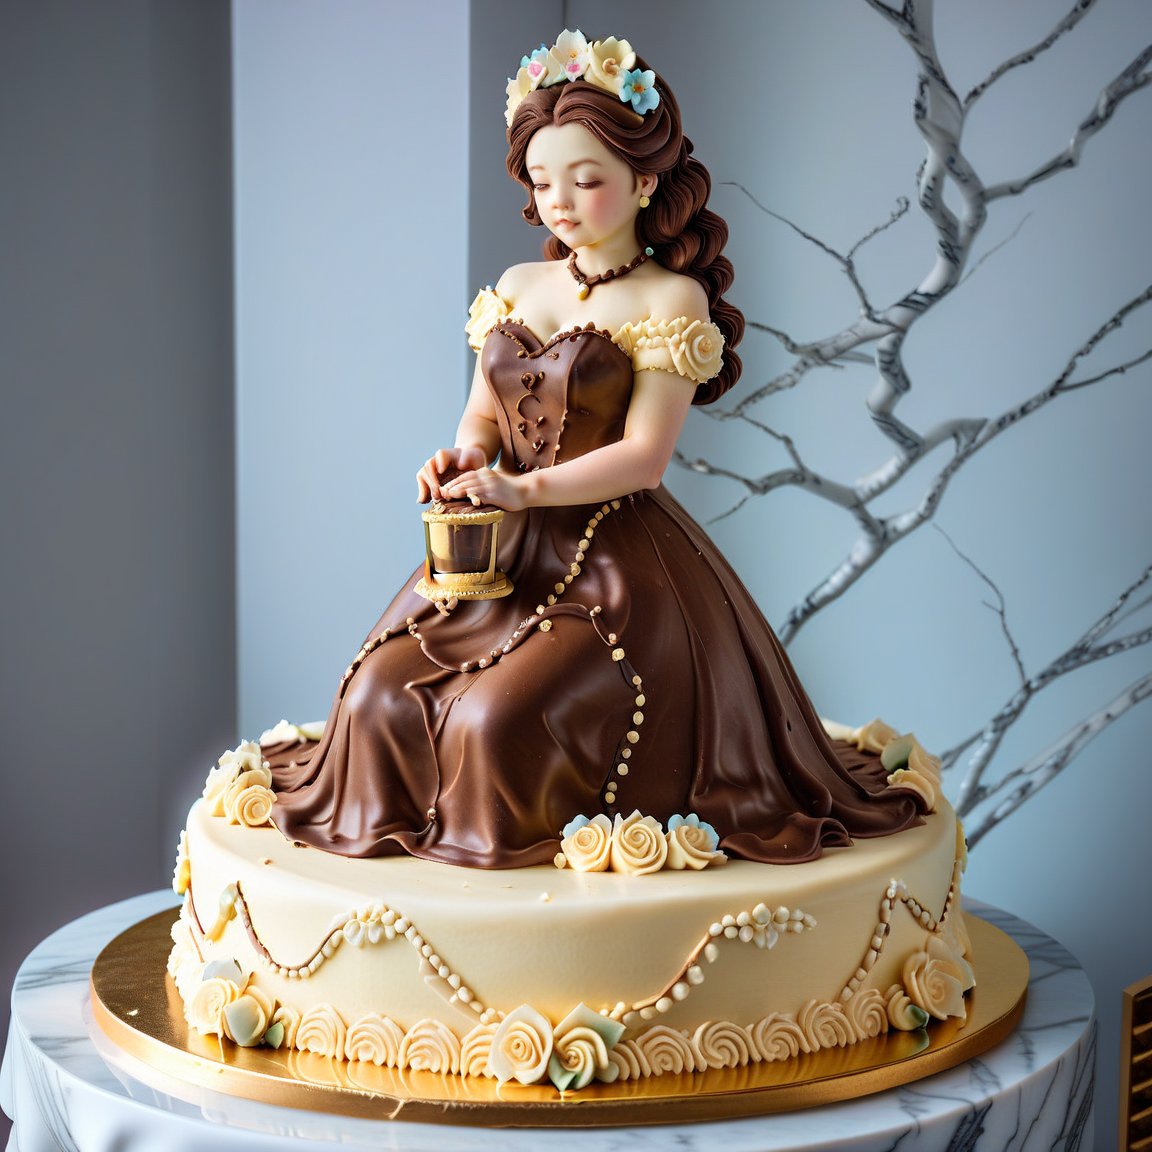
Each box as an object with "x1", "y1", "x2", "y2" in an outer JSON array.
[
  {"x1": 550, "y1": 1025, "x2": 609, "y2": 1091},
  {"x1": 886, "y1": 766, "x2": 937, "y2": 812},
  {"x1": 585, "y1": 36, "x2": 635, "y2": 96},
  {"x1": 226, "y1": 782, "x2": 276, "y2": 828},
  {"x1": 903, "y1": 935, "x2": 970, "y2": 1020},
  {"x1": 609, "y1": 811, "x2": 668, "y2": 875},
  {"x1": 669, "y1": 319, "x2": 723, "y2": 383},
  {"x1": 185, "y1": 976, "x2": 240, "y2": 1037},
  {"x1": 559, "y1": 814, "x2": 613, "y2": 872},
  {"x1": 665, "y1": 813, "x2": 725, "y2": 870},
  {"x1": 853, "y1": 718, "x2": 900, "y2": 754},
  {"x1": 908, "y1": 740, "x2": 942, "y2": 783},
  {"x1": 487, "y1": 1005, "x2": 553, "y2": 1085},
  {"x1": 885, "y1": 984, "x2": 929, "y2": 1031}
]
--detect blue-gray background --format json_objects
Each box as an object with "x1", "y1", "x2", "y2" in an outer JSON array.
[{"x1": 2, "y1": 2, "x2": 1149, "y2": 1148}]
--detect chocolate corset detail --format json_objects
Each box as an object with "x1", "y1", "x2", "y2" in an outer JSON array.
[{"x1": 481, "y1": 323, "x2": 633, "y2": 472}]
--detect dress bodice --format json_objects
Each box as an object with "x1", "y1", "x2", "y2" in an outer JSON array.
[
  {"x1": 466, "y1": 286, "x2": 727, "y2": 473},
  {"x1": 480, "y1": 323, "x2": 634, "y2": 473}
]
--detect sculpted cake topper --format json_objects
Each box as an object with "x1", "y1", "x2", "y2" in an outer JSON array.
[
  {"x1": 163, "y1": 30, "x2": 976, "y2": 1099},
  {"x1": 258, "y1": 30, "x2": 927, "y2": 868}
]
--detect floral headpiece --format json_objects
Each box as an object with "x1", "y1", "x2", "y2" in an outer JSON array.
[{"x1": 505, "y1": 30, "x2": 659, "y2": 127}]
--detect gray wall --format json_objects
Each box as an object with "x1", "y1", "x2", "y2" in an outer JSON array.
[
  {"x1": 0, "y1": 3, "x2": 235, "y2": 1143},
  {"x1": 233, "y1": 0, "x2": 471, "y2": 733}
]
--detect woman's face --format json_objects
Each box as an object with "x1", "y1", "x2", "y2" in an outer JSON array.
[{"x1": 525, "y1": 122, "x2": 653, "y2": 255}]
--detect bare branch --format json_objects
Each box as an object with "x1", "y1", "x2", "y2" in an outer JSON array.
[
  {"x1": 745, "y1": 321, "x2": 807, "y2": 356},
  {"x1": 1062, "y1": 347, "x2": 1152, "y2": 393},
  {"x1": 959, "y1": 212, "x2": 1033, "y2": 287},
  {"x1": 722, "y1": 182, "x2": 908, "y2": 321},
  {"x1": 964, "y1": 0, "x2": 1098, "y2": 109},
  {"x1": 862, "y1": 0, "x2": 961, "y2": 107},
  {"x1": 847, "y1": 197, "x2": 912, "y2": 261},
  {"x1": 1051, "y1": 284, "x2": 1152, "y2": 393},
  {"x1": 778, "y1": 284, "x2": 1152, "y2": 642},
  {"x1": 944, "y1": 560, "x2": 1152, "y2": 814},
  {"x1": 934, "y1": 526, "x2": 1027, "y2": 685},
  {"x1": 724, "y1": 181, "x2": 846, "y2": 266},
  {"x1": 861, "y1": 0, "x2": 911, "y2": 24},
  {"x1": 1077, "y1": 563, "x2": 1152, "y2": 648},
  {"x1": 984, "y1": 45, "x2": 1152, "y2": 202},
  {"x1": 963, "y1": 669, "x2": 1152, "y2": 849}
]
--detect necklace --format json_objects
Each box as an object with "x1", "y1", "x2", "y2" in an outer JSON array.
[{"x1": 567, "y1": 246, "x2": 654, "y2": 300}]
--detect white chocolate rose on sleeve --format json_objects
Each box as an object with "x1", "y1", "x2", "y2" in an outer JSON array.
[{"x1": 668, "y1": 319, "x2": 724, "y2": 383}]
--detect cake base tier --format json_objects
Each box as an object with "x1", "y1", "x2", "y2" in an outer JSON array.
[{"x1": 91, "y1": 908, "x2": 1028, "y2": 1127}]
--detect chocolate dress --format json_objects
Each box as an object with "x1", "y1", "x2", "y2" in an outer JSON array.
[{"x1": 267, "y1": 307, "x2": 924, "y2": 868}]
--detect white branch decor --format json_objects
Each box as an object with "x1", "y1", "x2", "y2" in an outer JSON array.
[
  {"x1": 679, "y1": 0, "x2": 1152, "y2": 848},
  {"x1": 933, "y1": 541, "x2": 1152, "y2": 845}
]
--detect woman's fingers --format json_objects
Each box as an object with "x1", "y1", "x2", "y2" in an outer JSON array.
[{"x1": 416, "y1": 449, "x2": 465, "y2": 502}]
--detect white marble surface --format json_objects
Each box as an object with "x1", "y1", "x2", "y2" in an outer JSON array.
[{"x1": 1, "y1": 892, "x2": 1094, "y2": 1152}]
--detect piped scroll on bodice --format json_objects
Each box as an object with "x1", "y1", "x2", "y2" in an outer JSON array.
[
  {"x1": 467, "y1": 286, "x2": 727, "y2": 471},
  {"x1": 481, "y1": 323, "x2": 634, "y2": 472}
]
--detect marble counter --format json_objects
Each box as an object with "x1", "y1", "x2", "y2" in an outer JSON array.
[{"x1": 2, "y1": 892, "x2": 1094, "y2": 1151}]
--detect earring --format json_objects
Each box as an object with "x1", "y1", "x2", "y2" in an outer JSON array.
[{"x1": 639, "y1": 194, "x2": 651, "y2": 209}]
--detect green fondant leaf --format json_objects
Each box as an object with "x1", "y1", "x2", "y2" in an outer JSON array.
[
  {"x1": 555, "y1": 1001, "x2": 625, "y2": 1049},
  {"x1": 880, "y1": 734, "x2": 916, "y2": 771},
  {"x1": 547, "y1": 1051, "x2": 577, "y2": 1092},
  {"x1": 223, "y1": 996, "x2": 265, "y2": 1046}
]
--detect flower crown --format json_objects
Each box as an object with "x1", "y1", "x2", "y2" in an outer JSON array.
[{"x1": 505, "y1": 30, "x2": 659, "y2": 127}]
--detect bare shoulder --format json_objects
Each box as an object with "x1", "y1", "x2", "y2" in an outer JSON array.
[
  {"x1": 494, "y1": 261, "x2": 556, "y2": 306},
  {"x1": 641, "y1": 266, "x2": 710, "y2": 323}
]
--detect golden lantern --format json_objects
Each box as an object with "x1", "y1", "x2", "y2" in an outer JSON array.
[{"x1": 414, "y1": 501, "x2": 513, "y2": 602}]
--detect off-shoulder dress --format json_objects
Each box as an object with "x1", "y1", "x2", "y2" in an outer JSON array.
[{"x1": 266, "y1": 291, "x2": 924, "y2": 867}]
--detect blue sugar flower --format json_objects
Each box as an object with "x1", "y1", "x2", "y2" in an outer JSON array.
[
  {"x1": 620, "y1": 68, "x2": 659, "y2": 114},
  {"x1": 667, "y1": 813, "x2": 719, "y2": 851},
  {"x1": 561, "y1": 814, "x2": 591, "y2": 840}
]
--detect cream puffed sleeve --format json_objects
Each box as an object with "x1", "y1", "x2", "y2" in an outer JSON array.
[
  {"x1": 465, "y1": 287, "x2": 517, "y2": 352},
  {"x1": 613, "y1": 316, "x2": 725, "y2": 383}
]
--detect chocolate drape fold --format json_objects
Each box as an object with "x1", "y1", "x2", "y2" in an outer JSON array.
[{"x1": 269, "y1": 323, "x2": 923, "y2": 867}]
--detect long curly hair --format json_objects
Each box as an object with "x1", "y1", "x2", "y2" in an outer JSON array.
[{"x1": 505, "y1": 60, "x2": 743, "y2": 404}]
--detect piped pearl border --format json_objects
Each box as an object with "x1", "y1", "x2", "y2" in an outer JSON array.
[
  {"x1": 837, "y1": 854, "x2": 964, "y2": 1001},
  {"x1": 184, "y1": 853, "x2": 964, "y2": 1039}
]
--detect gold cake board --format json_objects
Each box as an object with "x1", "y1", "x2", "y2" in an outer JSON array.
[{"x1": 90, "y1": 908, "x2": 1027, "y2": 1128}]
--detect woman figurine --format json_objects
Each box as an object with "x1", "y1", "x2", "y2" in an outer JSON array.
[{"x1": 267, "y1": 31, "x2": 924, "y2": 868}]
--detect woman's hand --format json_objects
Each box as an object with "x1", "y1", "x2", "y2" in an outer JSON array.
[
  {"x1": 441, "y1": 466, "x2": 527, "y2": 512},
  {"x1": 416, "y1": 445, "x2": 489, "y2": 504}
]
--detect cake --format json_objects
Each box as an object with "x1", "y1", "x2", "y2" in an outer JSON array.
[
  {"x1": 164, "y1": 29, "x2": 975, "y2": 1099},
  {"x1": 167, "y1": 720, "x2": 972, "y2": 1092}
]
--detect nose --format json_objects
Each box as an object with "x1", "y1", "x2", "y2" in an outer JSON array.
[{"x1": 550, "y1": 183, "x2": 573, "y2": 211}]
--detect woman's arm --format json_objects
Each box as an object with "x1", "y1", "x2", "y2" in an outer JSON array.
[
  {"x1": 443, "y1": 367, "x2": 697, "y2": 511},
  {"x1": 416, "y1": 357, "x2": 503, "y2": 503}
]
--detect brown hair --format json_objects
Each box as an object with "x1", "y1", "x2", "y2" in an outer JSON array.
[{"x1": 506, "y1": 60, "x2": 743, "y2": 404}]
